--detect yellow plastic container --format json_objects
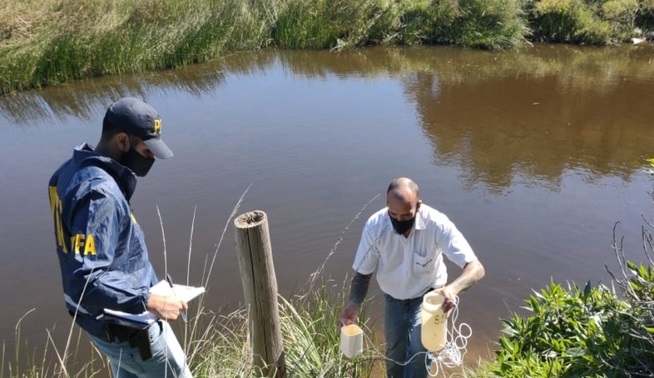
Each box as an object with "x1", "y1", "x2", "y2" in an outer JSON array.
[{"x1": 421, "y1": 292, "x2": 447, "y2": 351}]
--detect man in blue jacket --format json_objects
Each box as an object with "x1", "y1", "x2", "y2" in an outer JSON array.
[{"x1": 48, "y1": 97, "x2": 192, "y2": 377}]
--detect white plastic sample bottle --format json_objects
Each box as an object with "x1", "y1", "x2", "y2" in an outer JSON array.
[
  {"x1": 421, "y1": 291, "x2": 448, "y2": 351},
  {"x1": 340, "y1": 323, "x2": 363, "y2": 358}
]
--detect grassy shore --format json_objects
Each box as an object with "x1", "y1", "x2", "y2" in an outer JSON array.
[
  {"x1": 1, "y1": 0, "x2": 653, "y2": 95},
  {"x1": 3, "y1": 281, "x2": 494, "y2": 377},
  {"x1": 1, "y1": 281, "x2": 381, "y2": 377}
]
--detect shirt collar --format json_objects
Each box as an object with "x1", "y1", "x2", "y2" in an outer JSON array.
[{"x1": 415, "y1": 206, "x2": 426, "y2": 230}]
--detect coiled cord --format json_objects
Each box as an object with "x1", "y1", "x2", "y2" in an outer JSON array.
[
  {"x1": 427, "y1": 298, "x2": 471, "y2": 376},
  {"x1": 357, "y1": 296, "x2": 472, "y2": 377}
]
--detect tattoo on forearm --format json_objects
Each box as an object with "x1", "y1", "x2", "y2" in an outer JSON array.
[{"x1": 349, "y1": 273, "x2": 372, "y2": 305}]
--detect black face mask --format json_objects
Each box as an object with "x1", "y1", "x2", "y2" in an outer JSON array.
[
  {"x1": 119, "y1": 146, "x2": 155, "y2": 177},
  {"x1": 390, "y1": 215, "x2": 415, "y2": 235}
]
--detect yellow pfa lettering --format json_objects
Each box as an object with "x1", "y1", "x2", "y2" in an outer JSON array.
[
  {"x1": 70, "y1": 234, "x2": 97, "y2": 256},
  {"x1": 49, "y1": 186, "x2": 68, "y2": 253},
  {"x1": 49, "y1": 185, "x2": 96, "y2": 256},
  {"x1": 83, "y1": 234, "x2": 96, "y2": 255},
  {"x1": 153, "y1": 119, "x2": 162, "y2": 134},
  {"x1": 71, "y1": 234, "x2": 84, "y2": 254}
]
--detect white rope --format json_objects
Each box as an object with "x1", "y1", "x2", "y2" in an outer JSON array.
[
  {"x1": 356, "y1": 296, "x2": 472, "y2": 377},
  {"x1": 426, "y1": 297, "x2": 471, "y2": 376}
]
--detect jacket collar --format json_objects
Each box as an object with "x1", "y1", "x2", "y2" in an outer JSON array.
[{"x1": 73, "y1": 143, "x2": 138, "y2": 201}]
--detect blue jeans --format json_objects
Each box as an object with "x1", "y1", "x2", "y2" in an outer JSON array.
[
  {"x1": 384, "y1": 293, "x2": 428, "y2": 378},
  {"x1": 89, "y1": 321, "x2": 192, "y2": 378}
]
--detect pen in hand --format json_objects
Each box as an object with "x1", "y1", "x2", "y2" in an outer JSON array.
[{"x1": 166, "y1": 273, "x2": 187, "y2": 323}]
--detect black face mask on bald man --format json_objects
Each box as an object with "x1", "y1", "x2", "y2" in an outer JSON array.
[{"x1": 390, "y1": 215, "x2": 415, "y2": 235}]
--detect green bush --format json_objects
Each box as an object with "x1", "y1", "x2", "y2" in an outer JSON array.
[
  {"x1": 477, "y1": 160, "x2": 654, "y2": 377},
  {"x1": 529, "y1": 0, "x2": 613, "y2": 44},
  {"x1": 635, "y1": 0, "x2": 654, "y2": 35},
  {"x1": 398, "y1": 0, "x2": 529, "y2": 49},
  {"x1": 0, "y1": 0, "x2": 530, "y2": 93},
  {"x1": 3, "y1": 0, "x2": 654, "y2": 93},
  {"x1": 273, "y1": 0, "x2": 397, "y2": 49},
  {"x1": 601, "y1": 0, "x2": 639, "y2": 40},
  {"x1": 524, "y1": 0, "x2": 653, "y2": 43},
  {"x1": 489, "y1": 265, "x2": 654, "y2": 376}
]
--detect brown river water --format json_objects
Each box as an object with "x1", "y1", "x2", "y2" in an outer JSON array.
[{"x1": 1, "y1": 44, "x2": 654, "y2": 375}]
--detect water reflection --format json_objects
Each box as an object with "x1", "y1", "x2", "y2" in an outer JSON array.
[
  {"x1": 1, "y1": 45, "x2": 653, "y2": 373},
  {"x1": 2, "y1": 45, "x2": 652, "y2": 190},
  {"x1": 0, "y1": 65, "x2": 226, "y2": 124},
  {"x1": 411, "y1": 68, "x2": 654, "y2": 192}
]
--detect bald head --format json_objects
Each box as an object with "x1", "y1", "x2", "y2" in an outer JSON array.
[
  {"x1": 387, "y1": 177, "x2": 420, "y2": 202},
  {"x1": 386, "y1": 177, "x2": 421, "y2": 235},
  {"x1": 386, "y1": 177, "x2": 421, "y2": 223}
]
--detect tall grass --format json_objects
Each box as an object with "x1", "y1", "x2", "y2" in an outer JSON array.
[
  {"x1": 0, "y1": 0, "x2": 530, "y2": 94},
  {"x1": 526, "y1": 0, "x2": 651, "y2": 43},
  {"x1": 2, "y1": 0, "x2": 653, "y2": 94},
  {"x1": 272, "y1": 0, "x2": 401, "y2": 50},
  {"x1": 399, "y1": 0, "x2": 529, "y2": 49},
  {"x1": 189, "y1": 281, "x2": 380, "y2": 377},
  {"x1": 184, "y1": 189, "x2": 383, "y2": 377},
  {"x1": 2, "y1": 188, "x2": 384, "y2": 377},
  {"x1": 1, "y1": 310, "x2": 106, "y2": 378},
  {"x1": 1, "y1": 282, "x2": 380, "y2": 377}
]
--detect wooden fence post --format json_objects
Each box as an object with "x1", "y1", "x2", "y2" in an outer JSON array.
[{"x1": 234, "y1": 210, "x2": 286, "y2": 378}]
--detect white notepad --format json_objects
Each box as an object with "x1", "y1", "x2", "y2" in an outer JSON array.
[
  {"x1": 148, "y1": 279, "x2": 206, "y2": 302},
  {"x1": 101, "y1": 280, "x2": 205, "y2": 328}
]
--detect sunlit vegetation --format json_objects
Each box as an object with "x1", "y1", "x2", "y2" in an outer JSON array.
[
  {"x1": 2, "y1": 0, "x2": 653, "y2": 94},
  {"x1": 2, "y1": 1, "x2": 654, "y2": 376},
  {"x1": 483, "y1": 179, "x2": 654, "y2": 377},
  {"x1": 2, "y1": 277, "x2": 383, "y2": 378},
  {"x1": 485, "y1": 263, "x2": 654, "y2": 376},
  {"x1": 526, "y1": 0, "x2": 649, "y2": 43}
]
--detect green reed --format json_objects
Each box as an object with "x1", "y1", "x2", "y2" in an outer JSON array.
[
  {"x1": 527, "y1": 0, "x2": 652, "y2": 44},
  {"x1": 2, "y1": 0, "x2": 653, "y2": 95},
  {"x1": 0, "y1": 187, "x2": 382, "y2": 377},
  {"x1": 1, "y1": 310, "x2": 105, "y2": 378},
  {"x1": 189, "y1": 279, "x2": 379, "y2": 378},
  {"x1": 0, "y1": 0, "x2": 530, "y2": 94},
  {"x1": 0, "y1": 279, "x2": 379, "y2": 378}
]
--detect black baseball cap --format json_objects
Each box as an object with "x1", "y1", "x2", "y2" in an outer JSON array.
[{"x1": 105, "y1": 97, "x2": 174, "y2": 159}]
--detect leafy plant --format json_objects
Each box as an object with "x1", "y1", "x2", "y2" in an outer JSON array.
[
  {"x1": 488, "y1": 166, "x2": 654, "y2": 377},
  {"x1": 492, "y1": 281, "x2": 628, "y2": 377}
]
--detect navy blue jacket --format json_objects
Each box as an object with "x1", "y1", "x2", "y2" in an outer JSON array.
[{"x1": 48, "y1": 144, "x2": 157, "y2": 339}]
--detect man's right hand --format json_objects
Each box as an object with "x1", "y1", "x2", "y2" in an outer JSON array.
[
  {"x1": 338, "y1": 301, "x2": 360, "y2": 329},
  {"x1": 146, "y1": 294, "x2": 187, "y2": 321}
]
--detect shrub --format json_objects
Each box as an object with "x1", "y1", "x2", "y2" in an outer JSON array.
[
  {"x1": 272, "y1": 0, "x2": 401, "y2": 50},
  {"x1": 635, "y1": 0, "x2": 654, "y2": 33},
  {"x1": 400, "y1": 0, "x2": 529, "y2": 49},
  {"x1": 488, "y1": 179, "x2": 654, "y2": 377},
  {"x1": 529, "y1": 0, "x2": 613, "y2": 44},
  {"x1": 524, "y1": 0, "x2": 654, "y2": 43},
  {"x1": 492, "y1": 281, "x2": 637, "y2": 377}
]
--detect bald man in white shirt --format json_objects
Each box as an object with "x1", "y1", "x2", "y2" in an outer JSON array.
[{"x1": 338, "y1": 177, "x2": 485, "y2": 378}]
